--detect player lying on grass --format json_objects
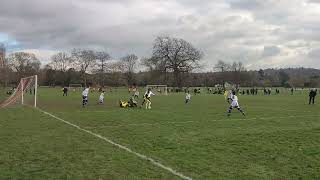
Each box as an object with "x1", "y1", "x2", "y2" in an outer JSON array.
[
  {"x1": 141, "y1": 88, "x2": 155, "y2": 109},
  {"x1": 227, "y1": 91, "x2": 246, "y2": 117},
  {"x1": 6, "y1": 87, "x2": 15, "y2": 95},
  {"x1": 82, "y1": 86, "x2": 90, "y2": 108},
  {"x1": 119, "y1": 96, "x2": 138, "y2": 108}
]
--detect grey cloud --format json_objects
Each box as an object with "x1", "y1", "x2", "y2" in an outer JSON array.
[
  {"x1": 308, "y1": 48, "x2": 320, "y2": 59},
  {"x1": 308, "y1": 0, "x2": 320, "y2": 3},
  {"x1": 227, "y1": 0, "x2": 264, "y2": 10},
  {"x1": 262, "y1": 46, "x2": 281, "y2": 57},
  {"x1": 0, "y1": 0, "x2": 319, "y2": 69}
]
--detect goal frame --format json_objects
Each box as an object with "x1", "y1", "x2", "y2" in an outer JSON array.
[
  {"x1": 21, "y1": 75, "x2": 38, "y2": 107},
  {"x1": 69, "y1": 84, "x2": 83, "y2": 91},
  {"x1": 0, "y1": 75, "x2": 38, "y2": 108},
  {"x1": 146, "y1": 85, "x2": 168, "y2": 95}
]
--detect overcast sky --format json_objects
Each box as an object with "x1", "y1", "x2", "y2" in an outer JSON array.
[{"x1": 1, "y1": 0, "x2": 320, "y2": 70}]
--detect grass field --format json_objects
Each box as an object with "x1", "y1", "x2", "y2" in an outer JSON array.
[{"x1": 0, "y1": 87, "x2": 319, "y2": 179}]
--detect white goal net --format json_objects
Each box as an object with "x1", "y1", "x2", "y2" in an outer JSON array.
[
  {"x1": 0, "y1": 75, "x2": 38, "y2": 108},
  {"x1": 69, "y1": 84, "x2": 83, "y2": 91},
  {"x1": 146, "y1": 85, "x2": 168, "y2": 95}
]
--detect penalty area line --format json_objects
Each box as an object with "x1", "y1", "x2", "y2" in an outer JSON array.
[{"x1": 37, "y1": 108, "x2": 192, "y2": 180}]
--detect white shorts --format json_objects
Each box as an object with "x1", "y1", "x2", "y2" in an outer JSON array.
[{"x1": 231, "y1": 101, "x2": 239, "y2": 107}]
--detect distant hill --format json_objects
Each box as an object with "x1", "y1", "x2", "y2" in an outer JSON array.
[{"x1": 263, "y1": 68, "x2": 320, "y2": 78}]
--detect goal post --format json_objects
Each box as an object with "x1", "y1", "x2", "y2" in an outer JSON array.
[
  {"x1": 0, "y1": 75, "x2": 38, "y2": 108},
  {"x1": 146, "y1": 85, "x2": 168, "y2": 95}
]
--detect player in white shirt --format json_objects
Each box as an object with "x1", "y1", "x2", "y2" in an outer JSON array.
[
  {"x1": 99, "y1": 91, "x2": 105, "y2": 104},
  {"x1": 227, "y1": 91, "x2": 245, "y2": 117},
  {"x1": 134, "y1": 90, "x2": 140, "y2": 99},
  {"x1": 141, "y1": 88, "x2": 155, "y2": 109},
  {"x1": 82, "y1": 87, "x2": 90, "y2": 107},
  {"x1": 185, "y1": 91, "x2": 191, "y2": 104}
]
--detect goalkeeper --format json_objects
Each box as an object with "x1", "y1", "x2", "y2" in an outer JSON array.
[{"x1": 120, "y1": 95, "x2": 138, "y2": 108}]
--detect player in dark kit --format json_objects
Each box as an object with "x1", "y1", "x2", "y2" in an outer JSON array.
[
  {"x1": 63, "y1": 87, "x2": 68, "y2": 96},
  {"x1": 309, "y1": 89, "x2": 317, "y2": 105}
]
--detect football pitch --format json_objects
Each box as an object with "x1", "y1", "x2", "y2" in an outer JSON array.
[{"x1": 1, "y1": 88, "x2": 320, "y2": 179}]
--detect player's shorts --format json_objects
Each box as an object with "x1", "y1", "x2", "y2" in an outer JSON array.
[{"x1": 231, "y1": 101, "x2": 239, "y2": 107}]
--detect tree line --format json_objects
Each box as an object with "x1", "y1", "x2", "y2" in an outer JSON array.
[{"x1": 0, "y1": 36, "x2": 319, "y2": 88}]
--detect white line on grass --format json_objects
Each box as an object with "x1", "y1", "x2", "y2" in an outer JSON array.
[{"x1": 37, "y1": 108, "x2": 192, "y2": 180}]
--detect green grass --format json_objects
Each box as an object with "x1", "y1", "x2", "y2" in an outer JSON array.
[
  {"x1": 0, "y1": 87, "x2": 9, "y2": 102},
  {"x1": 0, "y1": 87, "x2": 319, "y2": 179}
]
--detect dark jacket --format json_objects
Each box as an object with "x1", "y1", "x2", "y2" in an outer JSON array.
[{"x1": 309, "y1": 90, "x2": 317, "y2": 97}]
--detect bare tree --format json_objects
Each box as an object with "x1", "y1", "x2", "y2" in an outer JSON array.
[
  {"x1": 214, "y1": 60, "x2": 230, "y2": 72},
  {"x1": 49, "y1": 52, "x2": 71, "y2": 72},
  {"x1": 95, "y1": 51, "x2": 111, "y2": 87},
  {"x1": 214, "y1": 60, "x2": 230, "y2": 89},
  {"x1": 0, "y1": 64, "x2": 11, "y2": 87},
  {"x1": 148, "y1": 36, "x2": 203, "y2": 87},
  {"x1": 231, "y1": 61, "x2": 245, "y2": 72},
  {"x1": 141, "y1": 57, "x2": 156, "y2": 72},
  {"x1": 140, "y1": 57, "x2": 167, "y2": 85},
  {"x1": 71, "y1": 49, "x2": 97, "y2": 86},
  {"x1": 107, "y1": 60, "x2": 126, "y2": 86},
  {"x1": 231, "y1": 61, "x2": 246, "y2": 86},
  {"x1": 7, "y1": 52, "x2": 41, "y2": 80},
  {"x1": 121, "y1": 54, "x2": 138, "y2": 85}
]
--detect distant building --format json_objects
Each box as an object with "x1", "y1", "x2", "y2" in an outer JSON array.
[{"x1": 0, "y1": 44, "x2": 5, "y2": 68}]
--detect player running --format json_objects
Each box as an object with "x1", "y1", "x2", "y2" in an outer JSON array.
[
  {"x1": 62, "y1": 87, "x2": 68, "y2": 96},
  {"x1": 185, "y1": 91, "x2": 191, "y2": 104},
  {"x1": 82, "y1": 86, "x2": 90, "y2": 107},
  {"x1": 98, "y1": 91, "x2": 105, "y2": 104},
  {"x1": 141, "y1": 88, "x2": 155, "y2": 109},
  {"x1": 227, "y1": 91, "x2": 246, "y2": 117}
]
